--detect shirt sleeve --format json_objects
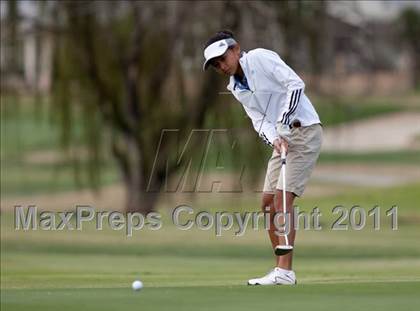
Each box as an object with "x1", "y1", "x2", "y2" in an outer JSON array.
[
  {"x1": 241, "y1": 104, "x2": 278, "y2": 147},
  {"x1": 254, "y1": 49, "x2": 305, "y2": 126}
]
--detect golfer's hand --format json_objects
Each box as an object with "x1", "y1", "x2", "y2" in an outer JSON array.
[{"x1": 273, "y1": 137, "x2": 288, "y2": 155}]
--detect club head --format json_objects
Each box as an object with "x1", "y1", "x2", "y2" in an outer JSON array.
[{"x1": 274, "y1": 245, "x2": 293, "y2": 256}]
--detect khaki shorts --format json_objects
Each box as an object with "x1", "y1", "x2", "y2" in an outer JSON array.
[{"x1": 263, "y1": 123, "x2": 322, "y2": 197}]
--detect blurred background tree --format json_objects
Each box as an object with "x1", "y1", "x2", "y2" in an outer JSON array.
[
  {"x1": 399, "y1": 7, "x2": 420, "y2": 88},
  {"x1": 51, "y1": 1, "x2": 243, "y2": 213}
]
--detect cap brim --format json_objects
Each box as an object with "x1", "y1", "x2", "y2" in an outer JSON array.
[
  {"x1": 203, "y1": 59, "x2": 213, "y2": 71},
  {"x1": 202, "y1": 41, "x2": 230, "y2": 71},
  {"x1": 203, "y1": 50, "x2": 226, "y2": 70}
]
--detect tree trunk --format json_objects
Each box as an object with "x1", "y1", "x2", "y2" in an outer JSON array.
[
  {"x1": 413, "y1": 50, "x2": 420, "y2": 88},
  {"x1": 115, "y1": 132, "x2": 163, "y2": 214},
  {"x1": 124, "y1": 175, "x2": 160, "y2": 214}
]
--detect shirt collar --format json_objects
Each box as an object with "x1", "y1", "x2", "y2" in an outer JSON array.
[{"x1": 227, "y1": 51, "x2": 248, "y2": 91}]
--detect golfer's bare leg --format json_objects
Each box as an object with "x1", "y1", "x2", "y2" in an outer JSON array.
[
  {"x1": 261, "y1": 192, "x2": 296, "y2": 269},
  {"x1": 261, "y1": 193, "x2": 277, "y2": 251},
  {"x1": 275, "y1": 190, "x2": 296, "y2": 270}
]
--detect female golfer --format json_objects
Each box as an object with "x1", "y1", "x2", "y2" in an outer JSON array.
[{"x1": 203, "y1": 30, "x2": 322, "y2": 285}]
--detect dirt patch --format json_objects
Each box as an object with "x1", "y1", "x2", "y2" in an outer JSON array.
[
  {"x1": 322, "y1": 112, "x2": 420, "y2": 152},
  {"x1": 24, "y1": 148, "x2": 89, "y2": 165}
]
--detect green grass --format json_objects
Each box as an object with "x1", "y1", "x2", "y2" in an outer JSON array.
[
  {"x1": 1, "y1": 160, "x2": 118, "y2": 195},
  {"x1": 1, "y1": 96, "x2": 119, "y2": 196},
  {"x1": 2, "y1": 283, "x2": 420, "y2": 311},
  {"x1": 2, "y1": 184, "x2": 420, "y2": 310},
  {"x1": 297, "y1": 182, "x2": 420, "y2": 215},
  {"x1": 1, "y1": 96, "x2": 59, "y2": 155}
]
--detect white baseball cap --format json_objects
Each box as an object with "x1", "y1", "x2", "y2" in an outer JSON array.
[{"x1": 203, "y1": 38, "x2": 237, "y2": 70}]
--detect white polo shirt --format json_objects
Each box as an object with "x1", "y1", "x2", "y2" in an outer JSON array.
[{"x1": 226, "y1": 48, "x2": 320, "y2": 146}]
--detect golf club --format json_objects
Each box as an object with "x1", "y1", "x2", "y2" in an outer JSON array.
[{"x1": 274, "y1": 144, "x2": 294, "y2": 256}]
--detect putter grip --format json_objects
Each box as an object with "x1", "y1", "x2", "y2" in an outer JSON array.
[{"x1": 281, "y1": 145, "x2": 286, "y2": 161}]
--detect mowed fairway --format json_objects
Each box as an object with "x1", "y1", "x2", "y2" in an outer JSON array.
[
  {"x1": 2, "y1": 184, "x2": 420, "y2": 310},
  {"x1": 3, "y1": 283, "x2": 420, "y2": 311}
]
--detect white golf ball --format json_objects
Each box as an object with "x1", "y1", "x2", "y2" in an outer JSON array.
[{"x1": 132, "y1": 280, "x2": 143, "y2": 291}]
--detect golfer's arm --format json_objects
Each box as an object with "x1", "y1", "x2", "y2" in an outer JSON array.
[
  {"x1": 242, "y1": 105, "x2": 278, "y2": 147},
  {"x1": 257, "y1": 50, "x2": 305, "y2": 127},
  {"x1": 277, "y1": 87, "x2": 304, "y2": 127},
  {"x1": 271, "y1": 63, "x2": 305, "y2": 127}
]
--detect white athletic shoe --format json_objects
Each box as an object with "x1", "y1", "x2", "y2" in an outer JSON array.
[{"x1": 247, "y1": 267, "x2": 297, "y2": 285}]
